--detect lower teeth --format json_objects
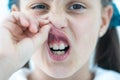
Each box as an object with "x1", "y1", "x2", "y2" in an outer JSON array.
[
  {"x1": 52, "y1": 51, "x2": 65, "y2": 55},
  {"x1": 50, "y1": 46, "x2": 69, "y2": 55}
]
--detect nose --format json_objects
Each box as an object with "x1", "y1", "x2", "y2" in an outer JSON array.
[{"x1": 41, "y1": 11, "x2": 67, "y2": 29}]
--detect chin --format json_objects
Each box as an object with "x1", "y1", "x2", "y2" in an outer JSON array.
[{"x1": 42, "y1": 65, "x2": 76, "y2": 79}]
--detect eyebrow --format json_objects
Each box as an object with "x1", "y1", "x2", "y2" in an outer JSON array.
[
  {"x1": 42, "y1": 0, "x2": 53, "y2": 2},
  {"x1": 42, "y1": 0, "x2": 87, "y2": 3},
  {"x1": 27, "y1": 0, "x2": 90, "y2": 4}
]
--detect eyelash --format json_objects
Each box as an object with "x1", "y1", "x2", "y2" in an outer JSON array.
[
  {"x1": 68, "y1": 3, "x2": 86, "y2": 11},
  {"x1": 31, "y1": 3, "x2": 49, "y2": 10},
  {"x1": 30, "y1": 3, "x2": 86, "y2": 13}
]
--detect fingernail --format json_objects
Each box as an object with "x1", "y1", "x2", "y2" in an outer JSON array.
[{"x1": 30, "y1": 24, "x2": 38, "y2": 33}]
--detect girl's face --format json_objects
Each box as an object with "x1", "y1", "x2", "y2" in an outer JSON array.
[{"x1": 18, "y1": 0, "x2": 112, "y2": 78}]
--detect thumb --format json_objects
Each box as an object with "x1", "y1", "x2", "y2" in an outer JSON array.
[
  {"x1": 32, "y1": 25, "x2": 51, "y2": 49},
  {"x1": 16, "y1": 25, "x2": 50, "y2": 65}
]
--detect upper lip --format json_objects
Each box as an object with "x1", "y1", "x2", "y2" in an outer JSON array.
[{"x1": 47, "y1": 27, "x2": 70, "y2": 47}]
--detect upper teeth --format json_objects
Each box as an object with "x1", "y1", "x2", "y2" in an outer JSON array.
[{"x1": 49, "y1": 43, "x2": 68, "y2": 51}]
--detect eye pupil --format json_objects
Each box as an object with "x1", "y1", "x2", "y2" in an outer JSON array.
[
  {"x1": 73, "y1": 4, "x2": 83, "y2": 9},
  {"x1": 38, "y1": 5, "x2": 45, "y2": 8},
  {"x1": 69, "y1": 3, "x2": 86, "y2": 10},
  {"x1": 32, "y1": 4, "x2": 47, "y2": 9}
]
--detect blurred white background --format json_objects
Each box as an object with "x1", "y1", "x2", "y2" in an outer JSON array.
[
  {"x1": 0, "y1": 0, "x2": 120, "y2": 39},
  {"x1": 0, "y1": 0, "x2": 9, "y2": 23}
]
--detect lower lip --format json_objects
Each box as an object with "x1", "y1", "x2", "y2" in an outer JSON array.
[{"x1": 47, "y1": 45, "x2": 70, "y2": 61}]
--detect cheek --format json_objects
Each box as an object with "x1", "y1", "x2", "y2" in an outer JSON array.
[
  {"x1": 67, "y1": 15, "x2": 102, "y2": 69},
  {"x1": 69, "y1": 15, "x2": 101, "y2": 58},
  {"x1": 76, "y1": 19, "x2": 99, "y2": 37}
]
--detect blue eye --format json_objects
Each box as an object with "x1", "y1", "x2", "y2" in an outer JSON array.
[
  {"x1": 69, "y1": 3, "x2": 86, "y2": 10},
  {"x1": 31, "y1": 3, "x2": 48, "y2": 10}
]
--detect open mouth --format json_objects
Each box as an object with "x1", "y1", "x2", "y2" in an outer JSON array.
[
  {"x1": 47, "y1": 28, "x2": 70, "y2": 61},
  {"x1": 49, "y1": 41, "x2": 70, "y2": 55}
]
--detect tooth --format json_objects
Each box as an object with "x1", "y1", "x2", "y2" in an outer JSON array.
[
  {"x1": 57, "y1": 51, "x2": 62, "y2": 55},
  {"x1": 53, "y1": 44, "x2": 59, "y2": 50},
  {"x1": 60, "y1": 51, "x2": 65, "y2": 55},
  {"x1": 57, "y1": 51, "x2": 61, "y2": 55},
  {"x1": 59, "y1": 43, "x2": 65, "y2": 50},
  {"x1": 53, "y1": 51, "x2": 57, "y2": 54},
  {"x1": 53, "y1": 51, "x2": 65, "y2": 55}
]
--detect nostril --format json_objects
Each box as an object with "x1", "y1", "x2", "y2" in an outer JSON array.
[{"x1": 61, "y1": 26, "x2": 65, "y2": 29}]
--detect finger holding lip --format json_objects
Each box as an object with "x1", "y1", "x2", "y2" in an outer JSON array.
[
  {"x1": 28, "y1": 18, "x2": 49, "y2": 33},
  {"x1": 39, "y1": 19, "x2": 50, "y2": 27},
  {"x1": 32, "y1": 24, "x2": 51, "y2": 48}
]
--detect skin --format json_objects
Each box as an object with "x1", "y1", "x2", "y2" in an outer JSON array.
[{"x1": 0, "y1": 0, "x2": 113, "y2": 80}]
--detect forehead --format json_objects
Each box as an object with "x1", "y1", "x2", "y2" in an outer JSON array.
[{"x1": 22, "y1": 0, "x2": 101, "y2": 3}]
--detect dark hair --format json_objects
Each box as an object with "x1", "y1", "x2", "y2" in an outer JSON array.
[
  {"x1": 8, "y1": 0, "x2": 19, "y2": 9},
  {"x1": 8, "y1": 0, "x2": 120, "y2": 72},
  {"x1": 95, "y1": 0, "x2": 120, "y2": 72}
]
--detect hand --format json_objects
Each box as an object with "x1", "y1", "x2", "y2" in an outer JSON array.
[{"x1": 0, "y1": 11, "x2": 50, "y2": 79}]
